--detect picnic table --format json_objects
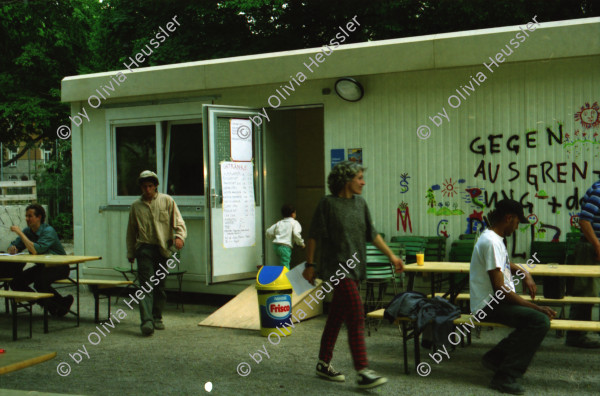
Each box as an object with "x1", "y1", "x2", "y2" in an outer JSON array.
[
  {"x1": 404, "y1": 262, "x2": 600, "y2": 302},
  {"x1": 378, "y1": 261, "x2": 600, "y2": 373},
  {"x1": 0, "y1": 255, "x2": 102, "y2": 326}
]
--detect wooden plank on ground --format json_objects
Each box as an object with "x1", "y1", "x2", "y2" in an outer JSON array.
[
  {"x1": 198, "y1": 279, "x2": 324, "y2": 330},
  {"x1": 0, "y1": 391, "x2": 86, "y2": 396},
  {"x1": 0, "y1": 350, "x2": 57, "y2": 375}
]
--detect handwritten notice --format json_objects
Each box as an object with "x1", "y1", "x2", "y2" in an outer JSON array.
[
  {"x1": 221, "y1": 162, "x2": 255, "y2": 248},
  {"x1": 230, "y1": 119, "x2": 253, "y2": 161}
]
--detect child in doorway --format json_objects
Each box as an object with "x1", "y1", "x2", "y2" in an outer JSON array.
[{"x1": 266, "y1": 204, "x2": 305, "y2": 269}]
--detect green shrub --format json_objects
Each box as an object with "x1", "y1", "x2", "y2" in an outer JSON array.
[{"x1": 50, "y1": 212, "x2": 73, "y2": 241}]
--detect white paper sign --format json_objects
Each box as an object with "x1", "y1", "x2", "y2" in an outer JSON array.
[
  {"x1": 230, "y1": 119, "x2": 253, "y2": 162},
  {"x1": 285, "y1": 262, "x2": 314, "y2": 296},
  {"x1": 221, "y1": 162, "x2": 255, "y2": 248}
]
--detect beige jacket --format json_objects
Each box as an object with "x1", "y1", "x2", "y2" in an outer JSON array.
[{"x1": 126, "y1": 192, "x2": 187, "y2": 259}]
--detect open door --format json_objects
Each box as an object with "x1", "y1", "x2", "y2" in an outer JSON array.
[{"x1": 203, "y1": 105, "x2": 264, "y2": 283}]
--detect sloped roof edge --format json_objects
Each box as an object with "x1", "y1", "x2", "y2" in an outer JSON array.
[{"x1": 61, "y1": 16, "x2": 600, "y2": 103}]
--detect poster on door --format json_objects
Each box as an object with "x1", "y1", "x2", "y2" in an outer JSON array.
[
  {"x1": 230, "y1": 119, "x2": 253, "y2": 161},
  {"x1": 221, "y1": 161, "x2": 256, "y2": 248}
]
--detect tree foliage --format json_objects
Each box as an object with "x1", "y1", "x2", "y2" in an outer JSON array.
[
  {"x1": 0, "y1": 0, "x2": 98, "y2": 165},
  {"x1": 0, "y1": 0, "x2": 597, "y2": 151},
  {"x1": 36, "y1": 139, "x2": 73, "y2": 239}
]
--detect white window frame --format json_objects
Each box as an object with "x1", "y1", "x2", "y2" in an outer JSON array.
[
  {"x1": 108, "y1": 120, "x2": 163, "y2": 205},
  {"x1": 163, "y1": 119, "x2": 204, "y2": 206},
  {"x1": 105, "y1": 102, "x2": 208, "y2": 206},
  {"x1": 9, "y1": 149, "x2": 18, "y2": 167},
  {"x1": 43, "y1": 147, "x2": 52, "y2": 163}
]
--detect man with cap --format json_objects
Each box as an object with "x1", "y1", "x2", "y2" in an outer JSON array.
[
  {"x1": 470, "y1": 199, "x2": 556, "y2": 395},
  {"x1": 126, "y1": 170, "x2": 187, "y2": 336},
  {"x1": 565, "y1": 180, "x2": 600, "y2": 348}
]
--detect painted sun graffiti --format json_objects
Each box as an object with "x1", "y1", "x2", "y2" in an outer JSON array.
[
  {"x1": 574, "y1": 101, "x2": 600, "y2": 129},
  {"x1": 442, "y1": 178, "x2": 458, "y2": 198}
]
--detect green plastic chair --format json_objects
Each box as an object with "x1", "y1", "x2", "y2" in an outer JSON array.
[
  {"x1": 449, "y1": 240, "x2": 476, "y2": 262},
  {"x1": 424, "y1": 236, "x2": 446, "y2": 262},
  {"x1": 530, "y1": 240, "x2": 567, "y2": 330},
  {"x1": 364, "y1": 254, "x2": 397, "y2": 335},
  {"x1": 565, "y1": 232, "x2": 581, "y2": 264},
  {"x1": 390, "y1": 236, "x2": 427, "y2": 264}
]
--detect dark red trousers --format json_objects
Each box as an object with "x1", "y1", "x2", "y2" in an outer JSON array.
[{"x1": 318, "y1": 278, "x2": 368, "y2": 370}]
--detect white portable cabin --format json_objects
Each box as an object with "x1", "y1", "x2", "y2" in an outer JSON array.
[{"x1": 61, "y1": 17, "x2": 600, "y2": 294}]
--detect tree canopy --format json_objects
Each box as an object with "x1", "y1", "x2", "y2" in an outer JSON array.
[{"x1": 0, "y1": 0, "x2": 598, "y2": 161}]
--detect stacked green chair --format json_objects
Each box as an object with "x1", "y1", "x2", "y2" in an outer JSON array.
[
  {"x1": 390, "y1": 236, "x2": 428, "y2": 264},
  {"x1": 424, "y1": 236, "x2": 446, "y2": 262},
  {"x1": 565, "y1": 232, "x2": 581, "y2": 264},
  {"x1": 448, "y1": 239, "x2": 476, "y2": 262},
  {"x1": 531, "y1": 240, "x2": 567, "y2": 334},
  {"x1": 565, "y1": 232, "x2": 581, "y2": 295},
  {"x1": 426, "y1": 236, "x2": 448, "y2": 292},
  {"x1": 447, "y1": 238, "x2": 476, "y2": 309},
  {"x1": 364, "y1": 243, "x2": 405, "y2": 335},
  {"x1": 366, "y1": 242, "x2": 379, "y2": 254},
  {"x1": 531, "y1": 241, "x2": 566, "y2": 297}
]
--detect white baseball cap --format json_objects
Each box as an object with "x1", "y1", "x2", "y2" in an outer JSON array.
[{"x1": 138, "y1": 170, "x2": 159, "y2": 185}]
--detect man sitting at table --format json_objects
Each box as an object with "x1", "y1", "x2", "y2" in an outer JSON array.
[
  {"x1": 8, "y1": 204, "x2": 73, "y2": 317},
  {"x1": 470, "y1": 199, "x2": 556, "y2": 395}
]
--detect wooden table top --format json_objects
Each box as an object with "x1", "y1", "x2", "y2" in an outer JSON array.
[
  {"x1": 403, "y1": 262, "x2": 600, "y2": 277},
  {"x1": 0, "y1": 255, "x2": 101, "y2": 266},
  {"x1": 0, "y1": 349, "x2": 57, "y2": 375}
]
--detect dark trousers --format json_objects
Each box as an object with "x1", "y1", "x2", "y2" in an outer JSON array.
[
  {"x1": 319, "y1": 279, "x2": 368, "y2": 371},
  {"x1": 10, "y1": 264, "x2": 70, "y2": 309},
  {"x1": 482, "y1": 303, "x2": 550, "y2": 379},
  {"x1": 567, "y1": 240, "x2": 600, "y2": 341},
  {"x1": 136, "y1": 244, "x2": 167, "y2": 325},
  {"x1": 0, "y1": 262, "x2": 25, "y2": 278}
]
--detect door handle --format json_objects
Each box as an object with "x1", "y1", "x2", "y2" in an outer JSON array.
[{"x1": 210, "y1": 189, "x2": 220, "y2": 208}]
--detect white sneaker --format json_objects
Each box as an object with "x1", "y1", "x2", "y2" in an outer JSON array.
[{"x1": 357, "y1": 368, "x2": 388, "y2": 389}]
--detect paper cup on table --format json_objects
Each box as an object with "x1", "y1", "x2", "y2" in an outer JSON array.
[{"x1": 416, "y1": 253, "x2": 425, "y2": 266}]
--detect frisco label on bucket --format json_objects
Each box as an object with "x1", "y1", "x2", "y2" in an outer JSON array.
[{"x1": 266, "y1": 295, "x2": 291, "y2": 319}]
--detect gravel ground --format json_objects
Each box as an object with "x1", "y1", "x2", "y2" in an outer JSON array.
[{"x1": 1, "y1": 287, "x2": 599, "y2": 396}]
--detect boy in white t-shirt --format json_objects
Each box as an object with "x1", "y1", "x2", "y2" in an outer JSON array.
[
  {"x1": 266, "y1": 204, "x2": 305, "y2": 269},
  {"x1": 470, "y1": 199, "x2": 556, "y2": 395}
]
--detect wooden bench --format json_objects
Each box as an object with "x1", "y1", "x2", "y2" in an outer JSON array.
[
  {"x1": 431, "y1": 292, "x2": 600, "y2": 337},
  {"x1": 0, "y1": 290, "x2": 53, "y2": 340},
  {"x1": 367, "y1": 308, "x2": 600, "y2": 374},
  {"x1": 54, "y1": 279, "x2": 133, "y2": 323}
]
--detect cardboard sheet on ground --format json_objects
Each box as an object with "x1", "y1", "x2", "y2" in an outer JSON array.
[{"x1": 198, "y1": 278, "x2": 324, "y2": 330}]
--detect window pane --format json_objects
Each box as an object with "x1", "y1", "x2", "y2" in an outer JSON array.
[
  {"x1": 116, "y1": 125, "x2": 156, "y2": 196},
  {"x1": 167, "y1": 123, "x2": 204, "y2": 196}
]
